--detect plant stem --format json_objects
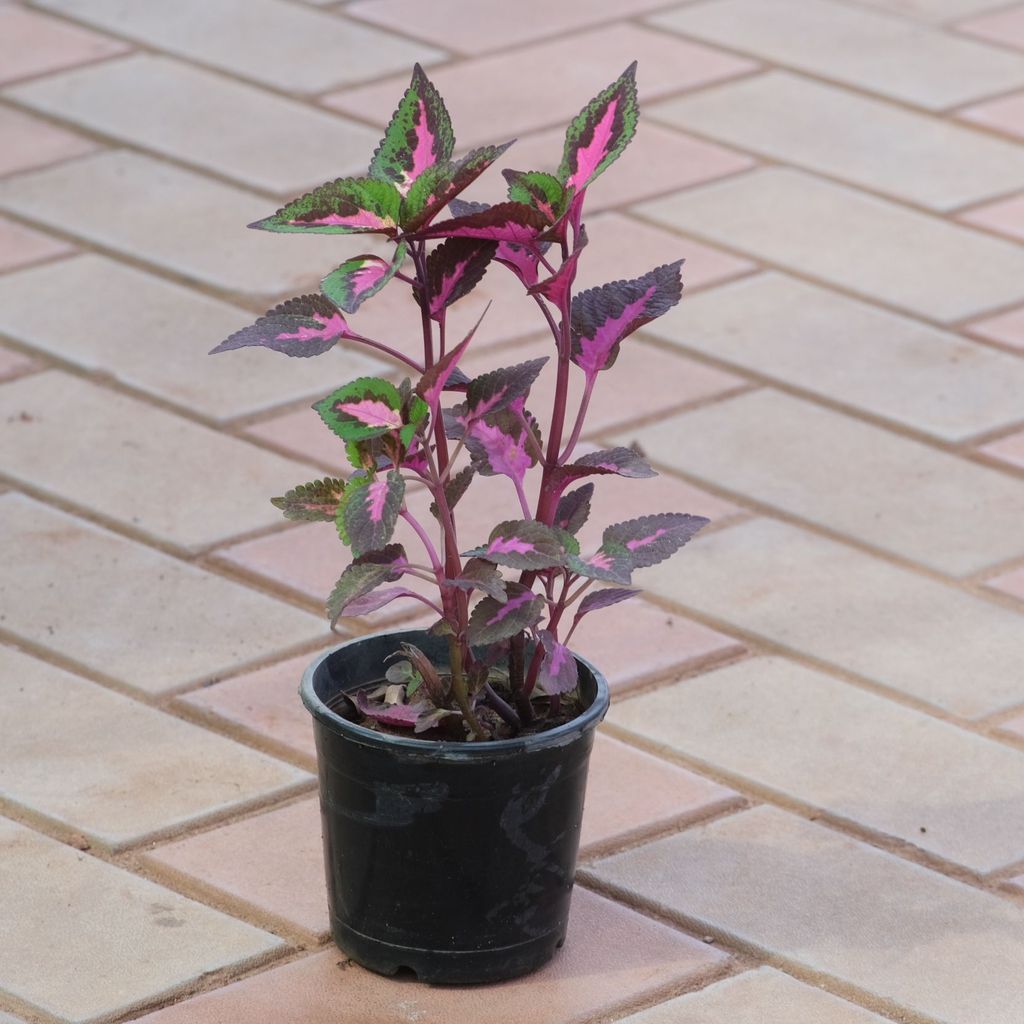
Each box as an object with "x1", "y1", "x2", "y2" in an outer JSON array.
[
  {"x1": 347, "y1": 332, "x2": 424, "y2": 373},
  {"x1": 558, "y1": 375, "x2": 595, "y2": 465},
  {"x1": 448, "y1": 635, "x2": 485, "y2": 739},
  {"x1": 483, "y1": 682, "x2": 521, "y2": 732},
  {"x1": 400, "y1": 508, "x2": 444, "y2": 579}
]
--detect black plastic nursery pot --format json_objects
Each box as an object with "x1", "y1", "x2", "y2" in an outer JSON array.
[{"x1": 300, "y1": 629, "x2": 610, "y2": 984}]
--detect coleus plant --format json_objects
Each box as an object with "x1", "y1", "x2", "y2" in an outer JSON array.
[{"x1": 212, "y1": 62, "x2": 708, "y2": 741}]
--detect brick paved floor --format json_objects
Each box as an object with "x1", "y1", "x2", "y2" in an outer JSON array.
[{"x1": 2, "y1": 1, "x2": 1024, "y2": 1022}]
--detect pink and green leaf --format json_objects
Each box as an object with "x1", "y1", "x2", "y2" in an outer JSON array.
[
  {"x1": 409, "y1": 201, "x2": 548, "y2": 243},
  {"x1": 464, "y1": 519, "x2": 565, "y2": 570},
  {"x1": 554, "y1": 483, "x2": 594, "y2": 535},
  {"x1": 271, "y1": 477, "x2": 345, "y2": 522},
  {"x1": 368, "y1": 64, "x2": 454, "y2": 195},
  {"x1": 250, "y1": 177, "x2": 401, "y2": 235},
  {"x1": 326, "y1": 543, "x2": 407, "y2": 625},
  {"x1": 535, "y1": 630, "x2": 579, "y2": 696},
  {"x1": 315, "y1": 377, "x2": 405, "y2": 442},
  {"x1": 210, "y1": 294, "x2": 351, "y2": 358},
  {"x1": 426, "y1": 237, "x2": 497, "y2": 319},
  {"x1": 321, "y1": 241, "x2": 408, "y2": 314},
  {"x1": 566, "y1": 547, "x2": 633, "y2": 585},
  {"x1": 571, "y1": 260, "x2": 684, "y2": 379},
  {"x1": 467, "y1": 582, "x2": 545, "y2": 645},
  {"x1": 503, "y1": 169, "x2": 568, "y2": 223},
  {"x1": 602, "y1": 512, "x2": 710, "y2": 569},
  {"x1": 558, "y1": 62, "x2": 639, "y2": 192},
  {"x1": 401, "y1": 142, "x2": 515, "y2": 232},
  {"x1": 341, "y1": 470, "x2": 405, "y2": 556}
]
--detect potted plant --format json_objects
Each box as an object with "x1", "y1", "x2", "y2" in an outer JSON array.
[{"x1": 211, "y1": 62, "x2": 707, "y2": 984}]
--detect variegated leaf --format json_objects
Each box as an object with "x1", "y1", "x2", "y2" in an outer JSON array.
[
  {"x1": 326, "y1": 543, "x2": 407, "y2": 625},
  {"x1": 528, "y1": 224, "x2": 588, "y2": 306},
  {"x1": 463, "y1": 407, "x2": 540, "y2": 486},
  {"x1": 571, "y1": 586, "x2": 640, "y2": 631},
  {"x1": 570, "y1": 261, "x2": 684, "y2": 379},
  {"x1": 341, "y1": 470, "x2": 405, "y2": 556},
  {"x1": 558, "y1": 62, "x2": 639, "y2": 192},
  {"x1": 567, "y1": 548, "x2": 633, "y2": 585},
  {"x1": 444, "y1": 557, "x2": 507, "y2": 602},
  {"x1": 603, "y1": 512, "x2": 709, "y2": 569},
  {"x1": 321, "y1": 241, "x2": 408, "y2": 314},
  {"x1": 450, "y1": 198, "x2": 550, "y2": 287},
  {"x1": 368, "y1": 64, "x2": 454, "y2": 194},
  {"x1": 536, "y1": 630, "x2": 579, "y2": 695},
  {"x1": 561, "y1": 446, "x2": 657, "y2": 480},
  {"x1": 249, "y1": 177, "x2": 401, "y2": 235},
  {"x1": 271, "y1": 477, "x2": 345, "y2": 522},
  {"x1": 452, "y1": 357, "x2": 548, "y2": 433},
  {"x1": 554, "y1": 483, "x2": 594, "y2": 535},
  {"x1": 467, "y1": 582, "x2": 545, "y2": 645},
  {"x1": 210, "y1": 294, "x2": 351, "y2": 358},
  {"x1": 464, "y1": 519, "x2": 564, "y2": 570},
  {"x1": 503, "y1": 169, "x2": 568, "y2": 223},
  {"x1": 315, "y1": 377, "x2": 405, "y2": 442},
  {"x1": 426, "y1": 237, "x2": 496, "y2": 319},
  {"x1": 342, "y1": 586, "x2": 419, "y2": 617},
  {"x1": 409, "y1": 201, "x2": 548, "y2": 243},
  {"x1": 401, "y1": 142, "x2": 514, "y2": 232},
  {"x1": 353, "y1": 689, "x2": 433, "y2": 728}
]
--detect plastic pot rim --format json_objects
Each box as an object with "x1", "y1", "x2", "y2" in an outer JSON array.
[{"x1": 300, "y1": 628, "x2": 610, "y2": 760}]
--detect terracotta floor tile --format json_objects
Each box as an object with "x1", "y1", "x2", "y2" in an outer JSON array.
[
  {"x1": 323, "y1": 24, "x2": 757, "y2": 149},
  {"x1": 144, "y1": 798, "x2": 329, "y2": 939},
  {"x1": 981, "y1": 428, "x2": 1024, "y2": 470},
  {"x1": 0, "y1": 215, "x2": 72, "y2": 272},
  {"x1": 571, "y1": 596, "x2": 744, "y2": 695},
  {"x1": 959, "y1": 192, "x2": 1024, "y2": 242},
  {"x1": 244, "y1": 407, "x2": 356, "y2": 470},
  {"x1": 178, "y1": 653, "x2": 319, "y2": 764},
  {"x1": 0, "y1": 7, "x2": 128, "y2": 84},
  {"x1": 958, "y1": 4, "x2": 1024, "y2": 51},
  {"x1": 967, "y1": 304, "x2": 1024, "y2": 350},
  {"x1": 212, "y1": 521, "x2": 439, "y2": 627},
  {"x1": 580, "y1": 734, "x2": 740, "y2": 854},
  {"x1": 133, "y1": 888, "x2": 727, "y2": 1024},
  {"x1": 985, "y1": 563, "x2": 1024, "y2": 601},
  {"x1": 959, "y1": 89, "x2": 1024, "y2": 140},
  {"x1": 346, "y1": 0, "x2": 675, "y2": 53},
  {"x1": 0, "y1": 105, "x2": 97, "y2": 178},
  {"x1": 0, "y1": 346, "x2": 38, "y2": 381}
]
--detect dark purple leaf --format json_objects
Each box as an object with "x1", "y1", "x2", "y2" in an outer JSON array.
[
  {"x1": 560, "y1": 447, "x2": 657, "y2": 481},
  {"x1": 416, "y1": 304, "x2": 490, "y2": 408},
  {"x1": 426, "y1": 237, "x2": 497, "y2": 319},
  {"x1": 464, "y1": 519, "x2": 565, "y2": 570},
  {"x1": 342, "y1": 586, "x2": 419, "y2": 617},
  {"x1": 444, "y1": 557, "x2": 507, "y2": 602},
  {"x1": 603, "y1": 512, "x2": 709, "y2": 569},
  {"x1": 455, "y1": 357, "x2": 548, "y2": 431},
  {"x1": 571, "y1": 587, "x2": 640, "y2": 631},
  {"x1": 429, "y1": 465, "x2": 474, "y2": 521},
  {"x1": 554, "y1": 483, "x2": 594, "y2": 535},
  {"x1": 536, "y1": 630, "x2": 579, "y2": 695},
  {"x1": 528, "y1": 224, "x2": 588, "y2": 306},
  {"x1": 409, "y1": 201, "x2": 548, "y2": 243},
  {"x1": 462, "y1": 407, "x2": 539, "y2": 487},
  {"x1": 570, "y1": 261, "x2": 684, "y2": 380},
  {"x1": 467, "y1": 582, "x2": 545, "y2": 645},
  {"x1": 210, "y1": 294, "x2": 352, "y2": 358},
  {"x1": 353, "y1": 689, "x2": 432, "y2": 728}
]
